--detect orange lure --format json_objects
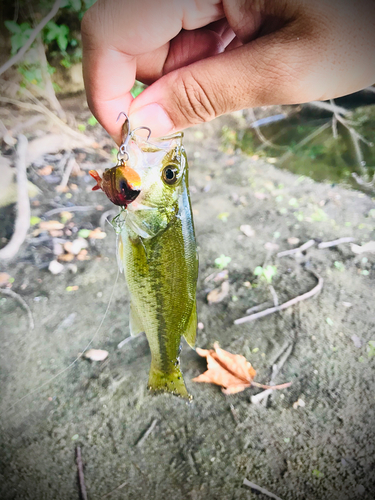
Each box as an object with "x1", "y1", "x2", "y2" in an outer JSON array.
[{"x1": 89, "y1": 164, "x2": 141, "y2": 207}]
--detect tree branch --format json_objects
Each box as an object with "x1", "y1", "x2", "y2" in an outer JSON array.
[{"x1": 0, "y1": 0, "x2": 62, "y2": 76}]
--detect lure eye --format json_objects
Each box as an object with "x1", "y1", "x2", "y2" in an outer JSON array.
[{"x1": 162, "y1": 165, "x2": 179, "y2": 185}]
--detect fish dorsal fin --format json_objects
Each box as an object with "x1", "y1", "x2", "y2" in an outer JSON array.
[
  {"x1": 129, "y1": 302, "x2": 144, "y2": 336},
  {"x1": 183, "y1": 301, "x2": 197, "y2": 348}
]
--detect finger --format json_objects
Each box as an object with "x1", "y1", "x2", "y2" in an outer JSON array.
[
  {"x1": 129, "y1": 4, "x2": 375, "y2": 136},
  {"x1": 81, "y1": 0, "x2": 224, "y2": 143}
]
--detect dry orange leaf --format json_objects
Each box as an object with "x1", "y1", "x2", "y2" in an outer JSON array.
[
  {"x1": 207, "y1": 281, "x2": 229, "y2": 304},
  {"x1": 89, "y1": 228, "x2": 106, "y2": 239},
  {"x1": 193, "y1": 343, "x2": 292, "y2": 395},
  {"x1": 38, "y1": 164, "x2": 53, "y2": 176},
  {"x1": 39, "y1": 220, "x2": 64, "y2": 231}
]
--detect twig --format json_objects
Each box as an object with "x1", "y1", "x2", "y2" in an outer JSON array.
[
  {"x1": 58, "y1": 155, "x2": 75, "y2": 190},
  {"x1": 0, "y1": 135, "x2": 30, "y2": 260},
  {"x1": 44, "y1": 205, "x2": 97, "y2": 217},
  {"x1": 279, "y1": 121, "x2": 331, "y2": 165},
  {"x1": 117, "y1": 336, "x2": 135, "y2": 349},
  {"x1": 306, "y1": 100, "x2": 351, "y2": 116},
  {"x1": 0, "y1": 0, "x2": 62, "y2": 76},
  {"x1": 76, "y1": 446, "x2": 88, "y2": 500},
  {"x1": 246, "y1": 301, "x2": 273, "y2": 315},
  {"x1": 0, "y1": 96, "x2": 93, "y2": 144},
  {"x1": 135, "y1": 419, "x2": 158, "y2": 447},
  {"x1": 0, "y1": 288, "x2": 34, "y2": 330},
  {"x1": 247, "y1": 108, "x2": 288, "y2": 151},
  {"x1": 252, "y1": 343, "x2": 294, "y2": 405},
  {"x1": 234, "y1": 270, "x2": 323, "y2": 325},
  {"x1": 277, "y1": 239, "x2": 316, "y2": 258},
  {"x1": 101, "y1": 482, "x2": 128, "y2": 499},
  {"x1": 268, "y1": 285, "x2": 279, "y2": 307},
  {"x1": 243, "y1": 479, "x2": 284, "y2": 500},
  {"x1": 318, "y1": 236, "x2": 355, "y2": 249},
  {"x1": 351, "y1": 172, "x2": 375, "y2": 189}
]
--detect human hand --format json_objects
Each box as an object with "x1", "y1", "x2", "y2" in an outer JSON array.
[{"x1": 82, "y1": 0, "x2": 375, "y2": 143}]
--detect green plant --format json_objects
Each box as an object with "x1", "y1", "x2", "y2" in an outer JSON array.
[
  {"x1": 253, "y1": 265, "x2": 277, "y2": 284},
  {"x1": 215, "y1": 255, "x2": 231, "y2": 269}
]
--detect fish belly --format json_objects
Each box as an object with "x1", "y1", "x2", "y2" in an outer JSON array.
[{"x1": 120, "y1": 210, "x2": 198, "y2": 398}]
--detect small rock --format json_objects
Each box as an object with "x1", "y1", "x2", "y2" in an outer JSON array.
[
  {"x1": 240, "y1": 225, "x2": 255, "y2": 237},
  {"x1": 48, "y1": 260, "x2": 64, "y2": 275},
  {"x1": 288, "y1": 237, "x2": 300, "y2": 245},
  {"x1": 84, "y1": 349, "x2": 109, "y2": 361},
  {"x1": 351, "y1": 335, "x2": 363, "y2": 348}
]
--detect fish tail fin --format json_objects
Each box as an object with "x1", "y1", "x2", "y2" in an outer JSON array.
[{"x1": 148, "y1": 363, "x2": 191, "y2": 400}]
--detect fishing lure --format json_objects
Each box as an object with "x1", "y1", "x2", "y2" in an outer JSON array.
[{"x1": 89, "y1": 114, "x2": 198, "y2": 398}]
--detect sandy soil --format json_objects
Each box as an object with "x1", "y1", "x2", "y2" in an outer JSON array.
[{"x1": 1, "y1": 111, "x2": 375, "y2": 500}]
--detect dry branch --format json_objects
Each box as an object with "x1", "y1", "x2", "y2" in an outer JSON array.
[
  {"x1": 234, "y1": 271, "x2": 323, "y2": 325},
  {"x1": 277, "y1": 239, "x2": 316, "y2": 258},
  {"x1": 0, "y1": 135, "x2": 30, "y2": 260},
  {"x1": 318, "y1": 237, "x2": 355, "y2": 249},
  {"x1": 0, "y1": 0, "x2": 62, "y2": 76},
  {"x1": 76, "y1": 446, "x2": 88, "y2": 500},
  {"x1": 243, "y1": 478, "x2": 284, "y2": 500},
  {"x1": 0, "y1": 287, "x2": 34, "y2": 330}
]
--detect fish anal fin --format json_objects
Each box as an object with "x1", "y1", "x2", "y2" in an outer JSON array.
[
  {"x1": 92, "y1": 185, "x2": 100, "y2": 191},
  {"x1": 183, "y1": 301, "x2": 197, "y2": 348},
  {"x1": 129, "y1": 302, "x2": 144, "y2": 336}
]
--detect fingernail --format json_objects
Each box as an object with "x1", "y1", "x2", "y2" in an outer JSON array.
[{"x1": 130, "y1": 103, "x2": 174, "y2": 137}]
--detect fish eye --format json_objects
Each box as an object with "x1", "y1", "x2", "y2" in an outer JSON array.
[{"x1": 162, "y1": 165, "x2": 178, "y2": 185}]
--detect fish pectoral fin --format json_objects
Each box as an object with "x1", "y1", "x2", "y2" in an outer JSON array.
[
  {"x1": 183, "y1": 301, "x2": 197, "y2": 348},
  {"x1": 129, "y1": 302, "x2": 144, "y2": 336}
]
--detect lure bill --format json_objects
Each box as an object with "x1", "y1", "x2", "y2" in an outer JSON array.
[{"x1": 89, "y1": 115, "x2": 198, "y2": 398}]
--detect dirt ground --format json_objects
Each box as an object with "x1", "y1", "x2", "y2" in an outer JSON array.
[{"x1": 0, "y1": 105, "x2": 375, "y2": 500}]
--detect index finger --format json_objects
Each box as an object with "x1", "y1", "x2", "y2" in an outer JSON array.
[{"x1": 81, "y1": 0, "x2": 224, "y2": 143}]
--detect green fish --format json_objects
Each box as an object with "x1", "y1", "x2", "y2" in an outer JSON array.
[{"x1": 90, "y1": 128, "x2": 198, "y2": 398}]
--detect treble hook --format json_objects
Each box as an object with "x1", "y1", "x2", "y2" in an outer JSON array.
[
  {"x1": 115, "y1": 112, "x2": 153, "y2": 165},
  {"x1": 116, "y1": 111, "x2": 131, "y2": 163}
]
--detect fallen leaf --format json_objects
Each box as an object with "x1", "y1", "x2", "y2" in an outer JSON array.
[
  {"x1": 89, "y1": 228, "x2": 107, "y2": 239},
  {"x1": 39, "y1": 220, "x2": 64, "y2": 231},
  {"x1": 351, "y1": 241, "x2": 375, "y2": 254},
  {"x1": 193, "y1": 343, "x2": 256, "y2": 395},
  {"x1": 38, "y1": 164, "x2": 53, "y2": 176},
  {"x1": 207, "y1": 281, "x2": 230, "y2": 304},
  {"x1": 59, "y1": 253, "x2": 75, "y2": 262},
  {"x1": 240, "y1": 225, "x2": 255, "y2": 237},
  {"x1": 193, "y1": 343, "x2": 292, "y2": 395},
  {"x1": 77, "y1": 249, "x2": 90, "y2": 261},
  {"x1": 60, "y1": 211, "x2": 74, "y2": 222},
  {"x1": 84, "y1": 349, "x2": 109, "y2": 361}
]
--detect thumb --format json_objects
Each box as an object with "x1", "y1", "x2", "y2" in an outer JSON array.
[
  {"x1": 128, "y1": 15, "x2": 375, "y2": 137},
  {"x1": 128, "y1": 26, "x2": 314, "y2": 136}
]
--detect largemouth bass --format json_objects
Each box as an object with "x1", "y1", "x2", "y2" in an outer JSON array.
[{"x1": 90, "y1": 124, "x2": 198, "y2": 399}]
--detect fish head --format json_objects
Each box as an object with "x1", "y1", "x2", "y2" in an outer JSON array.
[{"x1": 123, "y1": 132, "x2": 188, "y2": 238}]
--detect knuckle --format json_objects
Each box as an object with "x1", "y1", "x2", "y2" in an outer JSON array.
[{"x1": 173, "y1": 71, "x2": 219, "y2": 124}]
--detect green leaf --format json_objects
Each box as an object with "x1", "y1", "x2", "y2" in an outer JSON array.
[
  {"x1": 87, "y1": 115, "x2": 98, "y2": 126},
  {"x1": 214, "y1": 254, "x2": 231, "y2": 269},
  {"x1": 77, "y1": 123, "x2": 86, "y2": 132},
  {"x1": 30, "y1": 216, "x2": 41, "y2": 226},
  {"x1": 253, "y1": 266, "x2": 263, "y2": 276},
  {"x1": 367, "y1": 341, "x2": 375, "y2": 358},
  {"x1": 4, "y1": 20, "x2": 21, "y2": 34},
  {"x1": 78, "y1": 229, "x2": 91, "y2": 238},
  {"x1": 326, "y1": 317, "x2": 334, "y2": 326}
]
